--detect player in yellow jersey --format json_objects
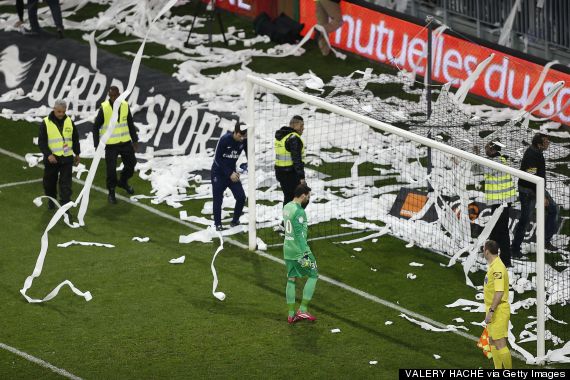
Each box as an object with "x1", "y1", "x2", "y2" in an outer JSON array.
[{"x1": 482, "y1": 240, "x2": 512, "y2": 369}]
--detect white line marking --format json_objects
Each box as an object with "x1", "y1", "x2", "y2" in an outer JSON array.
[
  {"x1": 0, "y1": 342, "x2": 83, "y2": 380},
  {"x1": 0, "y1": 178, "x2": 43, "y2": 189},
  {"x1": 1, "y1": 147, "x2": 526, "y2": 359}
]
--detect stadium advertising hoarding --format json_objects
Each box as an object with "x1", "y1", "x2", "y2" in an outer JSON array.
[
  {"x1": 299, "y1": 0, "x2": 570, "y2": 125},
  {"x1": 0, "y1": 32, "x2": 235, "y2": 155},
  {"x1": 389, "y1": 188, "x2": 563, "y2": 242}
]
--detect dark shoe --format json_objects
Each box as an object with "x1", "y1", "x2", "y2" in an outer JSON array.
[
  {"x1": 47, "y1": 200, "x2": 56, "y2": 210},
  {"x1": 108, "y1": 190, "x2": 117, "y2": 204},
  {"x1": 57, "y1": 29, "x2": 64, "y2": 39},
  {"x1": 230, "y1": 221, "x2": 240, "y2": 228},
  {"x1": 117, "y1": 182, "x2": 135, "y2": 195},
  {"x1": 23, "y1": 28, "x2": 40, "y2": 36},
  {"x1": 215, "y1": 225, "x2": 225, "y2": 232},
  {"x1": 545, "y1": 242, "x2": 559, "y2": 252}
]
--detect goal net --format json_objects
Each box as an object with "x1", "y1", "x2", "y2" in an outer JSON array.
[{"x1": 245, "y1": 73, "x2": 569, "y2": 362}]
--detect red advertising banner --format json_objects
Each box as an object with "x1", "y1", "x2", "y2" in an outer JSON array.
[
  {"x1": 300, "y1": 0, "x2": 570, "y2": 125},
  {"x1": 210, "y1": 0, "x2": 277, "y2": 19}
]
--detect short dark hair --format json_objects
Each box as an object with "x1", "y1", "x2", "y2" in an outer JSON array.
[
  {"x1": 290, "y1": 115, "x2": 304, "y2": 125},
  {"x1": 487, "y1": 141, "x2": 501, "y2": 152},
  {"x1": 109, "y1": 86, "x2": 120, "y2": 94},
  {"x1": 294, "y1": 183, "x2": 311, "y2": 198},
  {"x1": 235, "y1": 121, "x2": 247, "y2": 135},
  {"x1": 484, "y1": 240, "x2": 499, "y2": 256},
  {"x1": 531, "y1": 133, "x2": 548, "y2": 148}
]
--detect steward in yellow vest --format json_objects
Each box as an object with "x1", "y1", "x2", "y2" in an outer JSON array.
[
  {"x1": 92, "y1": 86, "x2": 139, "y2": 204},
  {"x1": 38, "y1": 100, "x2": 80, "y2": 210},
  {"x1": 274, "y1": 115, "x2": 307, "y2": 207},
  {"x1": 477, "y1": 141, "x2": 515, "y2": 267}
]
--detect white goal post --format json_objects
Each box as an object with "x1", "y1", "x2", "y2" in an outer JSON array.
[{"x1": 244, "y1": 74, "x2": 547, "y2": 360}]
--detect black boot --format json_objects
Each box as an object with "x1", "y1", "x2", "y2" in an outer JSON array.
[
  {"x1": 117, "y1": 182, "x2": 135, "y2": 195},
  {"x1": 108, "y1": 188, "x2": 117, "y2": 204}
]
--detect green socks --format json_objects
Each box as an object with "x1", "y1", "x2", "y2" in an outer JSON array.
[
  {"x1": 287, "y1": 277, "x2": 318, "y2": 315},
  {"x1": 286, "y1": 280, "x2": 296, "y2": 317},
  {"x1": 300, "y1": 277, "x2": 318, "y2": 312}
]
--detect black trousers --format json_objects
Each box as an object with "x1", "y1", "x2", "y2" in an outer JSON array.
[
  {"x1": 43, "y1": 160, "x2": 73, "y2": 204},
  {"x1": 489, "y1": 204, "x2": 512, "y2": 267},
  {"x1": 105, "y1": 143, "x2": 136, "y2": 190},
  {"x1": 276, "y1": 170, "x2": 301, "y2": 207},
  {"x1": 211, "y1": 168, "x2": 245, "y2": 227}
]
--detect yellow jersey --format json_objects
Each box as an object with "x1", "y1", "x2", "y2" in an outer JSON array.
[{"x1": 484, "y1": 257, "x2": 509, "y2": 311}]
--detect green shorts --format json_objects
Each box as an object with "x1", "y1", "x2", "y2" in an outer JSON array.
[{"x1": 286, "y1": 254, "x2": 318, "y2": 279}]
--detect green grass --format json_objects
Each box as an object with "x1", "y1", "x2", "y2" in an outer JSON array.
[
  {"x1": 1, "y1": 2, "x2": 569, "y2": 377},
  {"x1": 1, "y1": 120, "x2": 568, "y2": 379}
]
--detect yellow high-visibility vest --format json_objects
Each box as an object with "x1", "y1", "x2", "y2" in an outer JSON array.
[
  {"x1": 45, "y1": 116, "x2": 74, "y2": 157},
  {"x1": 275, "y1": 131, "x2": 305, "y2": 167},
  {"x1": 484, "y1": 156, "x2": 516, "y2": 204},
  {"x1": 100, "y1": 100, "x2": 131, "y2": 145}
]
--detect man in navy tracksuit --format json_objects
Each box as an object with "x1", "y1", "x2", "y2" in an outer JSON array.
[{"x1": 211, "y1": 122, "x2": 248, "y2": 231}]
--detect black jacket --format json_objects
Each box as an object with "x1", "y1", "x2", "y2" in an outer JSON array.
[
  {"x1": 518, "y1": 145, "x2": 546, "y2": 193},
  {"x1": 92, "y1": 101, "x2": 138, "y2": 148},
  {"x1": 38, "y1": 112, "x2": 80, "y2": 163},
  {"x1": 274, "y1": 126, "x2": 305, "y2": 179}
]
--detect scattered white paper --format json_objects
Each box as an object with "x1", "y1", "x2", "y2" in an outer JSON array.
[
  {"x1": 433, "y1": 354, "x2": 441, "y2": 360},
  {"x1": 453, "y1": 317, "x2": 465, "y2": 323},
  {"x1": 256, "y1": 237, "x2": 267, "y2": 251},
  {"x1": 211, "y1": 232, "x2": 226, "y2": 301},
  {"x1": 57, "y1": 240, "x2": 114, "y2": 248},
  {"x1": 169, "y1": 256, "x2": 185, "y2": 264},
  {"x1": 371, "y1": 268, "x2": 378, "y2": 272},
  {"x1": 385, "y1": 321, "x2": 393, "y2": 325},
  {"x1": 400, "y1": 313, "x2": 459, "y2": 332},
  {"x1": 406, "y1": 273, "x2": 417, "y2": 280},
  {"x1": 446, "y1": 299, "x2": 485, "y2": 313},
  {"x1": 305, "y1": 71, "x2": 324, "y2": 91},
  {"x1": 369, "y1": 361, "x2": 378, "y2": 365},
  {"x1": 330, "y1": 328, "x2": 341, "y2": 333},
  {"x1": 353, "y1": 247, "x2": 362, "y2": 252},
  {"x1": 409, "y1": 262, "x2": 424, "y2": 267},
  {"x1": 132, "y1": 236, "x2": 150, "y2": 242},
  {"x1": 179, "y1": 211, "x2": 212, "y2": 225},
  {"x1": 179, "y1": 228, "x2": 214, "y2": 244}
]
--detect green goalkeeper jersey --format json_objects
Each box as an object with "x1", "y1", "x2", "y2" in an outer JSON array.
[{"x1": 283, "y1": 201, "x2": 312, "y2": 260}]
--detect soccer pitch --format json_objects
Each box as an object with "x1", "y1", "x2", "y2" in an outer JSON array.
[
  {"x1": 0, "y1": 120, "x2": 537, "y2": 378},
  {"x1": 1, "y1": 1, "x2": 569, "y2": 378}
]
